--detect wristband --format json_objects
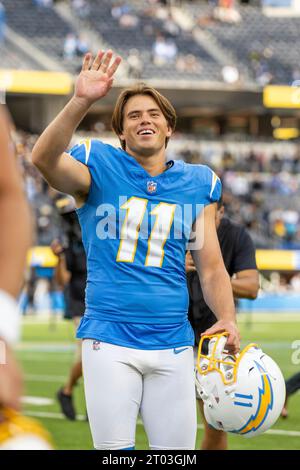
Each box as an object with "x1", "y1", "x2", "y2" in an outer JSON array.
[{"x1": 0, "y1": 289, "x2": 20, "y2": 345}]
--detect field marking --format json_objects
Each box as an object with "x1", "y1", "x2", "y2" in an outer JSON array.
[
  {"x1": 24, "y1": 411, "x2": 300, "y2": 438},
  {"x1": 22, "y1": 396, "x2": 54, "y2": 406}
]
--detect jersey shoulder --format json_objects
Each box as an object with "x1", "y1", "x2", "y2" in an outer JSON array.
[
  {"x1": 68, "y1": 138, "x2": 118, "y2": 167},
  {"x1": 183, "y1": 163, "x2": 222, "y2": 204}
]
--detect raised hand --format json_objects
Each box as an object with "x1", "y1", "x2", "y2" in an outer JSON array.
[{"x1": 74, "y1": 50, "x2": 122, "y2": 106}]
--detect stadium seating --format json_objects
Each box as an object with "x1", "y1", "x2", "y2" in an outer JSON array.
[
  {"x1": 0, "y1": 41, "x2": 41, "y2": 70},
  {"x1": 2, "y1": 1, "x2": 300, "y2": 84},
  {"x1": 84, "y1": 0, "x2": 222, "y2": 81},
  {"x1": 2, "y1": 0, "x2": 76, "y2": 71},
  {"x1": 187, "y1": 3, "x2": 300, "y2": 85}
]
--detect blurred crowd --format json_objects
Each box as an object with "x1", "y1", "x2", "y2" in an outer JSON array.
[
  {"x1": 14, "y1": 129, "x2": 300, "y2": 250},
  {"x1": 171, "y1": 144, "x2": 300, "y2": 249},
  {"x1": 0, "y1": 1, "x2": 286, "y2": 85},
  {"x1": 14, "y1": 128, "x2": 300, "y2": 307},
  {"x1": 15, "y1": 130, "x2": 62, "y2": 246}
]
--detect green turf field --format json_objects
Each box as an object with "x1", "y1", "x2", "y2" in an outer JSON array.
[{"x1": 17, "y1": 314, "x2": 300, "y2": 450}]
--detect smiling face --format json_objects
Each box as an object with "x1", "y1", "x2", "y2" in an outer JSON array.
[{"x1": 119, "y1": 94, "x2": 173, "y2": 158}]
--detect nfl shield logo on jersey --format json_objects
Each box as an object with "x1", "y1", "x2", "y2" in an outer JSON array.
[
  {"x1": 147, "y1": 181, "x2": 157, "y2": 194},
  {"x1": 92, "y1": 341, "x2": 101, "y2": 351}
]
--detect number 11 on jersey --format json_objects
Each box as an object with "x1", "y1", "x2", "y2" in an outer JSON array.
[{"x1": 116, "y1": 196, "x2": 176, "y2": 267}]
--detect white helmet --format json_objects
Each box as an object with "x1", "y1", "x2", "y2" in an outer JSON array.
[{"x1": 195, "y1": 333, "x2": 286, "y2": 437}]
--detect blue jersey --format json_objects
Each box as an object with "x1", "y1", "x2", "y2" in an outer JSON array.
[{"x1": 68, "y1": 139, "x2": 221, "y2": 349}]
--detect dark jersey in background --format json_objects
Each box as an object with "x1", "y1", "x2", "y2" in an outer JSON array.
[
  {"x1": 187, "y1": 217, "x2": 257, "y2": 345},
  {"x1": 61, "y1": 211, "x2": 87, "y2": 319}
]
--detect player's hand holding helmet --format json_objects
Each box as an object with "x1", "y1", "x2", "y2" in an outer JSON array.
[
  {"x1": 195, "y1": 333, "x2": 286, "y2": 437},
  {"x1": 0, "y1": 408, "x2": 53, "y2": 450}
]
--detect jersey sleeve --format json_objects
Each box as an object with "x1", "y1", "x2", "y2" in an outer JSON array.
[
  {"x1": 195, "y1": 165, "x2": 222, "y2": 207},
  {"x1": 208, "y1": 168, "x2": 222, "y2": 204},
  {"x1": 68, "y1": 138, "x2": 94, "y2": 166},
  {"x1": 67, "y1": 138, "x2": 105, "y2": 192},
  {"x1": 67, "y1": 139, "x2": 105, "y2": 210},
  {"x1": 232, "y1": 227, "x2": 257, "y2": 273}
]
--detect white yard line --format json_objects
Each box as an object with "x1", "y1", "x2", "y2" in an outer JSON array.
[
  {"x1": 24, "y1": 411, "x2": 300, "y2": 438},
  {"x1": 22, "y1": 396, "x2": 54, "y2": 406}
]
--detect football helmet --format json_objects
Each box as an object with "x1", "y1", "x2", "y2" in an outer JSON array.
[
  {"x1": 0, "y1": 408, "x2": 53, "y2": 449},
  {"x1": 195, "y1": 333, "x2": 286, "y2": 437}
]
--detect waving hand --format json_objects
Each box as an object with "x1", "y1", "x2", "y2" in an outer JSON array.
[{"x1": 75, "y1": 50, "x2": 122, "y2": 106}]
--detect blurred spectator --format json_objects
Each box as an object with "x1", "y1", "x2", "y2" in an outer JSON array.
[
  {"x1": 119, "y1": 12, "x2": 139, "y2": 29},
  {"x1": 153, "y1": 35, "x2": 177, "y2": 66},
  {"x1": 111, "y1": 2, "x2": 131, "y2": 20},
  {"x1": 127, "y1": 49, "x2": 143, "y2": 79},
  {"x1": 76, "y1": 33, "x2": 89, "y2": 56},
  {"x1": 71, "y1": 0, "x2": 90, "y2": 19},
  {"x1": 63, "y1": 33, "x2": 77, "y2": 60},
  {"x1": 111, "y1": 1, "x2": 138, "y2": 28},
  {"x1": 270, "y1": 153, "x2": 283, "y2": 173},
  {"x1": 163, "y1": 13, "x2": 180, "y2": 37},
  {"x1": 33, "y1": 0, "x2": 53, "y2": 7},
  {"x1": 213, "y1": 0, "x2": 241, "y2": 23},
  {"x1": 249, "y1": 48, "x2": 273, "y2": 86},
  {"x1": 176, "y1": 54, "x2": 201, "y2": 74},
  {"x1": 0, "y1": 2, "x2": 5, "y2": 44}
]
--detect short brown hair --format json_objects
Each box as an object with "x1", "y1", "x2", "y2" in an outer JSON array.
[{"x1": 111, "y1": 83, "x2": 177, "y2": 150}]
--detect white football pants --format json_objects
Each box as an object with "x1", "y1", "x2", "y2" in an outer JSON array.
[{"x1": 82, "y1": 340, "x2": 197, "y2": 450}]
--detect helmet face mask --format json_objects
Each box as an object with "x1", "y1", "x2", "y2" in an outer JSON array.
[{"x1": 195, "y1": 333, "x2": 286, "y2": 438}]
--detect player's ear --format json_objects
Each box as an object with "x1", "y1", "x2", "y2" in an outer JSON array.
[{"x1": 166, "y1": 124, "x2": 172, "y2": 138}]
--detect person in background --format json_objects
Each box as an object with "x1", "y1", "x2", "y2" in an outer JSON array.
[
  {"x1": 51, "y1": 196, "x2": 87, "y2": 421},
  {"x1": 186, "y1": 196, "x2": 259, "y2": 450}
]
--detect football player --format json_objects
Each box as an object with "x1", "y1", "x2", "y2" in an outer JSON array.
[
  {"x1": 51, "y1": 198, "x2": 87, "y2": 421},
  {"x1": 186, "y1": 197, "x2": 259, "y2": 449},
  {"x1": 32, "y1": 50, "x2": 240, "y2": 450}
]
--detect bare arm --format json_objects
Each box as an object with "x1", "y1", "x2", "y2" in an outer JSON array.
[
  {"x1": 54, "y1": 256, "x2": 71, "y2": 288},
  {"x1": 186, "y1": 253, "x2": 259, "y2": 299},
  {"x1": 231, "y1": 269, "x2": 259, "y2": 299},
  {"x1": 0, "y1": 106, "x2": 32, "y2": 410},
  {"x1": 32, "y1": 50, "x2": 122, "y2": 203},
  {"x1": 191, "y1": 203, "x2": 240, "y2": 353},
  {"x1": 0, "y1": 107, "x2": 32, "y2": 297},
  {"x1": 51, "y1": 240, "x2": 71, "y2": 287}
]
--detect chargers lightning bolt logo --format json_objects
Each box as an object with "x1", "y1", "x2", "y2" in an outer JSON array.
[
  {"x1": 232, "y1": 361, "x2": 274, "y2": 435},
  {"x1": 78, "y1": 138, "x2": 91, "y2": 164}
]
